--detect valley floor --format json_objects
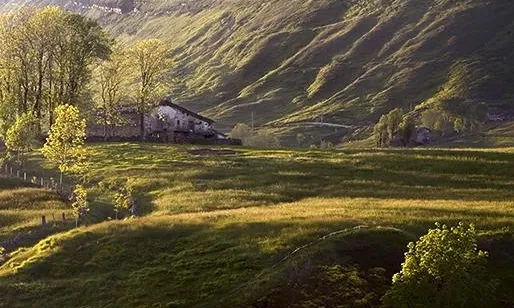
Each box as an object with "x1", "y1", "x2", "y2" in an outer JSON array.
[{"x1": 0, "y1": 144, "x2": 513, "y2": 307}]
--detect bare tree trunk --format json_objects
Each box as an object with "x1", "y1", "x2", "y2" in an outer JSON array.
[
  {"x1": 104, "y1": 116, "x2": 108, "y2": 142},
  {"x1": 140, "y1": 112, "x2": 145, "y2": 142}
]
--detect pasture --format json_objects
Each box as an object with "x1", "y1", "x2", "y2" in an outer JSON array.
[{"x1": 0, "y1": 144, "x2": 513, "y2": 307}]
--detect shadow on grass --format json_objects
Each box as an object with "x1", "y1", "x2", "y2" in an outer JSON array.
[
  {"x1": 23, "y1": 144, "x2": 514, "y2": 214},
  {"x1": 1, "y1": 218, "x2": 512, "y2": 308}
]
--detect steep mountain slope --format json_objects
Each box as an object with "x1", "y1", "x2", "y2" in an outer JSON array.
[{"x1": 2, "y1": 0, "x2": 514, "y2": 143}]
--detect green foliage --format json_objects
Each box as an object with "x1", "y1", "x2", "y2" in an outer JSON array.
[
  {"x1": 383, "y1": 223, "x2": 497, "y2": 308},
  {"x1": 397, "y1": 114, "x2": 415, "y2": 146},
  {"x1": 229, "y1": 123, "x2": 253, "y2": 143},
  {"x1": 92, "y1": 45, "x2": 131, "y2": 139},
  {"x1": 246, "y1": 129, "x2": 280, "y2": 148},
  {"x1": 128, "y1": 38, "x2": 173, "y2": 140},
  {"x1": 421, "y1": 109, "x2": 454, "y2": 135},
  {"x1": 230, "y1": 123, "x2": 279, "y2": 147},
  {"x1": 42, "y1": 104, "x2": 87, "y2": 182},
  {"x1": 0, "y1": 6, "x2": 111, "y2": 131},
  {"x1": 113, "y1": 179, "x2": 135, "y2": 218},
  {"x1": 373, "y1": 108, "x2": 404, "y2": 147},
  {"x1": 5, "y1": 113, "x2": 40, "y2": 166},
  {"x1": 71, "y1": 184, "x2": 89, "y2": 226}
]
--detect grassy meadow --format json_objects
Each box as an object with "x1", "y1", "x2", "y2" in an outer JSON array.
[
  {"x1": 0, "y1": 178, "x2": 70, "y2": 245},
  {"x1": 0, "y1": 143, "x2": 513, "y2": 307}
]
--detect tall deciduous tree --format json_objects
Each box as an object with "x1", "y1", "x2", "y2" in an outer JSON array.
[
  {"x1": 92, "y1": 45, "x2": 130, "y2": 140},
  {"x1": 373, "y1": 108, "x2": 405, "y2": 147},
  {"x1": 42, "y1": 104, "x2": 87, "y2": 186},
  {"x1": 0, "y1": 7, "x2": 111, "y2": 134},
  {"x1": 128, "y1": 39, "x2": 172, "y2": 140}
]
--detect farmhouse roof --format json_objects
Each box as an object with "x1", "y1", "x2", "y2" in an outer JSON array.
[{"x1": 160, "y1": 98, "x2": 215, "y2": 124}]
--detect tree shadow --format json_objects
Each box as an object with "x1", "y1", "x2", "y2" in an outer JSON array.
[{"x1": 1, "y1": 218, "x2": 512, "y2": 308}]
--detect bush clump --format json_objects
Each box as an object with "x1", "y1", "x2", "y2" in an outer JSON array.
[{"x1": 382, "y1": 223, "x2": 497, "y2": 308}]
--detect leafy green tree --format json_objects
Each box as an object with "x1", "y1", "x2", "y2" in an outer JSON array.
[
  {"x1": 92, "y1": 45, "x2": 130, "y2": 140},
  {"x1": 374, "y1": 109, "x2": 412, "y2": 147},
  {"x1": 246, "y1": 129, "x2": 280, "y2": 148},
  {"x1": 397, "y1": 114, "x2": 415, "y2": 146},
  {"x1": 374, "y1": 115, "x2": 389, "y2": 147},
  {"x1": 58, "y1": 13, "x2": 111, "y2": 108},
  {"x1": 385, "y1": 108, "x2": 403, "y2": 141},
  {"x1": 230, "y1": 123, "x2": 253, "y2": 143},
  {"x1": 113, "y1": 179, "x2": 135, "y2": 219},
  {"x1": 422, "y1": 109, "x2": 455, "y2": 136},
  {"x1": 42, "y1": 104, "x2": 86, "y2": 186},
  {"x1": 382, "y1": 223, "x2": 497, "y2": 308},
  {"x1": 71, "y1": 184, "x2": 89, "y2": 227},
  {"x1": 128, "y1": 39, "x2": 172, "y2": 140},
  {"x1": 0, "y1": 7, "x2": 111, "y2": 132},
  {"x1": 5, "y1": 112, "x2": 40, "y2": 168}
]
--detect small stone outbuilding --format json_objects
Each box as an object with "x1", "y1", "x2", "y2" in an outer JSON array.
[{"x1": 415, "y1": 126, "x2": 432, "y2": 145}]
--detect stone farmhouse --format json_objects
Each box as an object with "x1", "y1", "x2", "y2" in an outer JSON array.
[{"x1": 87, "y1": 98, "x2": 238, "y2": 145}]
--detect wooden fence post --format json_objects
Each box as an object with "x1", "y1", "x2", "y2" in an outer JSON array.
[
  {"x1": 16, "y1": 170, "x2": 20, "y2": 178},
  {"x1": 62, "y1": 212, "x2": 66, "y2": 221},
  {"x1": 41, "y1": 215, "x2": 47, "y2": 227},
  {"x1": 40, "y1": 177, "x2": 44, "y2": 186},
  {"x1": 23, "y1": 173, "x2": 27, "y2": 181}
]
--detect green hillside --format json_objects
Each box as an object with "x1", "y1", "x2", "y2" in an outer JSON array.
[
  {"x1": 0, "y1": 177, "x2": 70, "y2": 251},
  {"x1": 1, "y1": 0, "x2": 513, "y2": 144},
  {"x1": 0, "y1": 144, "x2": 513, "y2": 307}
]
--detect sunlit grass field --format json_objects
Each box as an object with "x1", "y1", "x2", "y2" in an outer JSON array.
[
  {"x1": 0, "y1": 144, "x2": 513, "y2": 307},
  {"x1": 0, "y1": 178, "x2": 70, "y2": 244}
]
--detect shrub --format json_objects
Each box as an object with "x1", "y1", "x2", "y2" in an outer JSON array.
[
  {"x1": 319, "y1": 140, "x2": 334, "y2": 150},
  {"x1": 229, "y1": 123, "x2": 253, "y2": 143},
  {"x1": 71, "y1": 185, "x2": 89, "y2": 227},
  {"x1": 113, "y1": 180, "x2": 136, "y2": 218},
  {"x1": 5, "y1": 112, "x2": 40, "y2": 168},
  {"x1": 230, "y1": 123, "x2": 280, "y2": 148},
  {"x1": 382, "y1": 223, "x2": 497, "y2": 308},
  {"x1": 245, "y1": 129, "x2": 280, "y2": 148}
]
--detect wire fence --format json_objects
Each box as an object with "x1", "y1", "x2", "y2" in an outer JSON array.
[
  {"x1": 0, "y1": 162, "x2": 78, "y2": 257},
  {"x1": 0, "y1": 162, "x2": 75, "y2": 199}
]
